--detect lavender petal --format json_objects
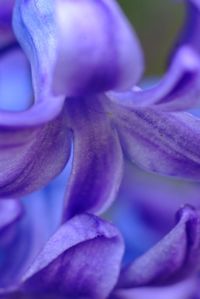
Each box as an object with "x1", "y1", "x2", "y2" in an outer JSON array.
[
  {"x1": 118, "y1": 205, "x2": 200, "y2": 288},
  {"x1": 63, "y1": 95, "x2": 123, "y2": 219},
  {"x1": 112, "y1": 103, "x2": 200, "y2": 180},
  {"x1": 53, "y1": 0, "x2": 143, "y2": 96},
  {"x1": 21, "y1": 214, "x2": 124, "y2": 299},
  {"x1": 0, "y1": 106, "x2": 70, "y2": 197},
  {"x1": 109, "y1": 0, "x2": 200, "y2": 111}
]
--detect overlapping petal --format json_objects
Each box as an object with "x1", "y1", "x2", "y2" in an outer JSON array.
[
  {"x1": 63, "y1": 96, "x2": 123, "y2": 219},
  {"x1": 0, "y1": 47, "x2": 32, "y2": 111},
  {"x1": 118, "y1": 205, "x2": 200, "y2": 288},
  {"x1": 0, "y1": 106, "x2": 71, "y2": 197},
  {"x1": 12, "y1": 0, "x2": 144, "y2": 124},
  {"x1": 111, "y1": 102, "x2": 200, "y2": 180},
  {"x1": 109, "y1": 46, "x2": 200, "y2": 111},
  {"x1": 53, "y1": 0, "x2": 143, "y2": 96},
  {"x1": 173, "y1": 0, "x2": 200, "y2": 55},
  {"x1": 0, "y1": 0, "x2": 67, "y2": 128},
  {"x1": 0, "y1": 196, "x2": 49, "y2": 288},
  {"x1": 20, "y1": 214, "x2": 124, "y2": 299},
  {"x1": 0, "y1": 37, "x2": 70, "y2": 197},
  {"x1": 109, "y1": 0, "x2": 200, "y2": 111},
  {"x1": 13, "y1": 0, "x2": 56, "y2": 95},
  {"x1": 0, "y1": 176, "x2": 68, "y2": 290}
]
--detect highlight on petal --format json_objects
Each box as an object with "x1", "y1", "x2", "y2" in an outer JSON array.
[
  {"x1": 21, "y1": 214, "x2": 124, "y2": 299},
  {"x1": 0, "y1": 106, "x2": 71, "y2": 197},
  {"x1": 0, "y1": 12, "x2": 70, "y2": 197},
  {"x1": 13, "y1": 0, "x2": 57, "y2": 96},
  {"x1": 0, "y1": 47, "x2": 32, "y2": 112},
  {"x1": 0, "y1": 2, "x2": 64, "y2": 126},
  {"x1": 3, "y1": 0, "x2": 144, "y2": 95},
  {"x1": 173, "y1": 0, "x2": 200, "y2": 55},
  {"x1": 53, "y1": 0, "x2": 144, "y2": 96},
  {"x1": 112, "y1": 103, "x2": 200, "y2": 180},
  {"x1": 109, "y1": 46, "x2": 200, "y2": 111},
  {"x1": 118, "y1": 205, "x2": 200, "y2": 288},
  {"x1": 63, "y1": 95, "x2": 123, "y2": 220},
  {"x1": 0, "y1": 0, "x2": 66, "y2": 128},
  {"x1": 0, "y1": 199, "x2": 22, "y2": 233}
]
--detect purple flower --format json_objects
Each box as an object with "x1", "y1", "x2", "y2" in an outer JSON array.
[
  {"x1": 1, "y1": 0, "x2": 200, "y2": 220},
  {"x1": 0, "y1": 184, "x2": 200, "y2": 298},
  {"x1": 0, "y1": 196, "x2": 124, "y2": 299}
]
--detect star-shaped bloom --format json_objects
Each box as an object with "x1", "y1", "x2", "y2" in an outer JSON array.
[{"x1": 1, "y1": 0, "x2": 200, "y2": 220}]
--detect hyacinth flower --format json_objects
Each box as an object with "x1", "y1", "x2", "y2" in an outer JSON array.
[
  {"x1": 2, "y1": 0, "x2": 200, "y2": 219},
  {"x1": 0, "y1": 199, "x2": 124, "y2": 299},
  {"x1": 0, "y1": 182, "x2": 200, "y2": 299}
]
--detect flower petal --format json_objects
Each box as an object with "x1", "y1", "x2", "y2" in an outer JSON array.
[
  {"x1": 172, "y1": 0, "x2": 200, "y2": 55},
  {"x1": 53, "y1": 0, "x2": 143, "y2": 96},
  {"x1": 13, "y1": 0, "x2": 57, "y2": 97},
  {"x1": 111, "y1": 279, "x2": 198, "y2": 299},
  {"x1": 63, "y1": 95, "x2": 123, "y2": 220},
  {"x1": 0, "y1": 200, "x2": 22, "y2": 233},
  {"x1": 0, "y1": 185, "x2": 65, "y2": 289},
  {"x1": 109, "y1": 46, "x2": 200, "y2": 111},
  {"x1": 0, "y1": 0, "x2": 66, "y2": 127},
  {"x1": 0, "y1": 32, "x2": 70, "y2": 197},
  {"x1": 21, "y1": 214, "x2": 124, "y2": 299},
  {"x1": 112, "y1": 103, "x2": 200, "y2": 180},
  {"x1": 0, "y1": 106, "x2": 71, "y2": 197},
  {"x1": 0, "y1": 47, "x2": 32, "y2": 111},
  {"x1": 109, "y1": 0, "x2": 200, "y2": 111},
  {"x1": 118, "y1": 205, "x2": 200, "y2": 288},
  {"x1": 0, "y1": 199, "x2": 23, "y2": 247}
]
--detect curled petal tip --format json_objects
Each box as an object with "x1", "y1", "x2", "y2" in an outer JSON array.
[
  {"x1": 53, "y1": 0, "x2": 144, "y2": 96},
  {"x1": 118, "y1": 205, "x2": 200, "y2": 289},
  {"x1": 21, "y1": 214, "x2": 124, "y2": 299},
  {"x1": 176, "y1": 204, "x2": 197, "y2": 222},
  {"x1": 178, "y1": 46, "x2": 200, "y2": 70}
]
